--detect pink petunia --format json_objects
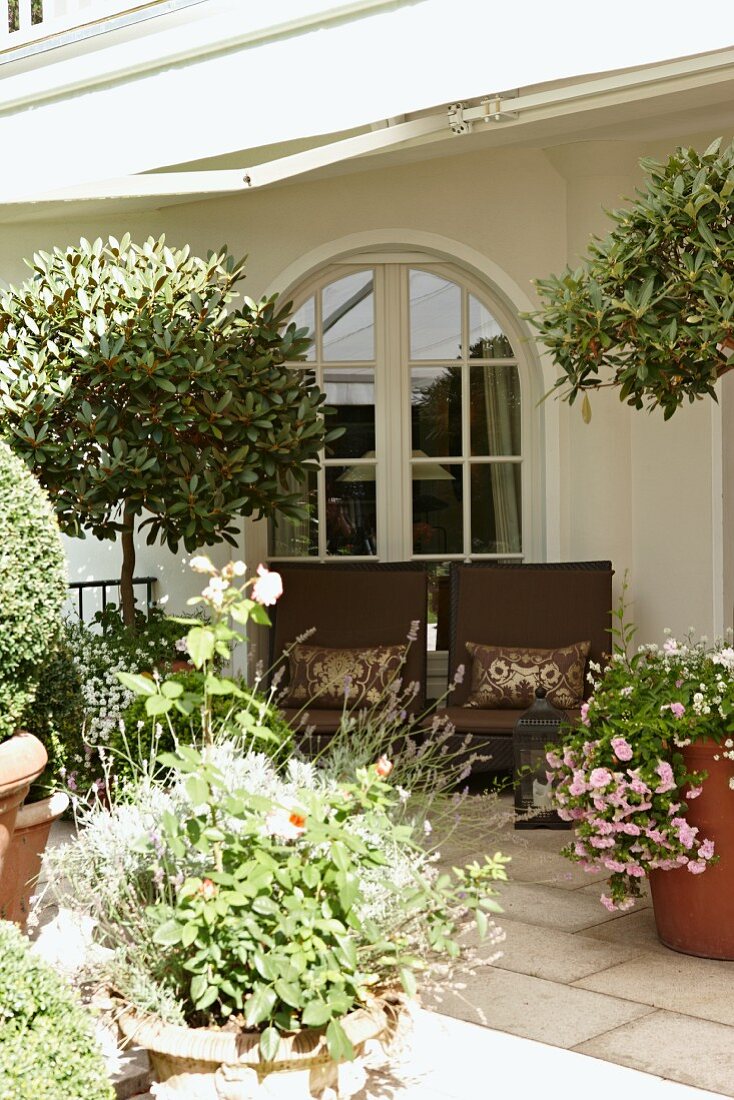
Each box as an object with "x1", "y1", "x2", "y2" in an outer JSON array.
[
  {"x1": 654, "y1": 761, "x2": 676, "y2": 794},
  {"x1": 589, "y1": 767, "x2": 612, "y2": 789},
  {"x1": 611, "y1": 736, "x2": 633, "y2": 762}
]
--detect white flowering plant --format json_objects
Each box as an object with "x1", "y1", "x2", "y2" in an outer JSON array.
[
  {"x1": 547, "y1": 605, "x2": 734, "y2": 911},
  {"x1": 43, "y1": 561, "x2": 508, "y2": 1065}
]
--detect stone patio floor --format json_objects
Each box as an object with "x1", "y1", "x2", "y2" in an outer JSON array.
[{"x1": 42, "y1": 794, "x2": 734, "y2": 1098}]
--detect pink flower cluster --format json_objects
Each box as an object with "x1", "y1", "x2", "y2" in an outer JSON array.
[{"x1": 547, "y1": 735, "x2": 716, "y2": 910}]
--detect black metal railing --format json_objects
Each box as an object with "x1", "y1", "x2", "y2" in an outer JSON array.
[{"x1": 68, "y1": 576, "x2": 157, "y2": 621}]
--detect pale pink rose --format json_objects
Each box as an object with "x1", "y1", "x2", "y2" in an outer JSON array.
[
  {"x1": 252, "y1": 564, "x2": 283, "y2": 606},
  {"x1": 685, "y1": 787, "x2": 702, "y2": 800},
  {"x1": 611, "y1": 736, "x2": 633, "y2": 762},
  {"x1": 580, "y1": 702, "x2": 591, "y2": 727},
  {"x1": 699, "y1": 838, "x2": 715, "y2": 860},
  {"x1": 687, "y1": 860, "x2": 707, "y2": 875},
  {"x1": 600, "y1": 894, "x2": 617, "y2": 912},
  {"x1": 669, "y1": 702, "x2": 685, "y2": 719}
]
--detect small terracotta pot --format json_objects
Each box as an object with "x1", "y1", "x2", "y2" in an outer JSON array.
[
  {"x1": 119, "y1": 999, "x2": 396, "y2": 1099},
  {"x1": 649, "y1": 740, "x2": 734, "y2": 959},
  {"x1": 0, "y1": 732, "x2": 47, "y2": 884},
  {"x1": 0, "y1": 791, "x2": 69, "y2": 926}
]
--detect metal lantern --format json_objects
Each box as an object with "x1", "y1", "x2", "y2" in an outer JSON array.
[{"x1": 513, "y1": 688, "x2": 570, "y2": 830}]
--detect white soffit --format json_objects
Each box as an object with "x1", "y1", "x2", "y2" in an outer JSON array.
[{"x1": 2, "y1": 0, "x2": 734, "y2": 204}]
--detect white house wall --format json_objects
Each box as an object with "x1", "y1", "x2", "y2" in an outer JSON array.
[{"x1": 0, "y1": 136, "x2": 725, "y2": 646}]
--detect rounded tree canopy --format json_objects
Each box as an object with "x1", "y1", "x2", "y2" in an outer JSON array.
[
  {"x1": 529, "y1": 138, "x2": 734, "y2": 420},
  {"x1": 0, "y1": 235, "x2": 329, "y2": 549}
]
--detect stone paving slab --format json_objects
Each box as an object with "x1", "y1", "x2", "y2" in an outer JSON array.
[
  {"x1": 482, "y1": 916, "x2": 647, "y2": 984},
  {"x1": 496, "y1": 879, "x2": 622, "y2": 933},
  {"x1": 581, "y1": 904, "x2": 681, "y2": 955},
  {"x1": 424, "y1": 967, "x2": 654, "y2": 1049},
  {"x1": 574, "y1": 1009, "x2": 734, "y2": 1096},
  {"x1": 574, "y1": 950, "x2": 734, "y2": 1026}
]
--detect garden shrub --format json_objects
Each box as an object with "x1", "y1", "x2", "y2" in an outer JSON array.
[
  {"x1": 0, "y1": 920, "x2": 114, "y2": 1100},
  {"x1": 0, "y1": 439, "x2": 67, "y2": 741},
  {"x1": 113, "y1": 669, "x2": 293, "y2": 785}
]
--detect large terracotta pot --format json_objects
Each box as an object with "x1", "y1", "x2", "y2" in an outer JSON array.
[
  {"x1": 119, "y1": 999, "x2": 396, "y2": 1100},
  {"x1": 649, "y1": 740, "x2": 734, "y2": 959},
  {"x1": 0, "y1": 732, "x2": 47, "y2": 883},
  {"x1": 0, "y1": 791, "x2": 69, "y2": 926}
]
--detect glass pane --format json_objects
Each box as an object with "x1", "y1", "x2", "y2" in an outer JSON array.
[
  {"x1": 269, "y1": 470, "x2": 318, "y2": 557},
  {"x1": 470, "y1": 463, "x2": 522, "y2": 554},
  {"x1": 324, "y1": 369, "x2": 375, "y2": 459},
  {"x1": 468, "y1": 296, "x2": 514, "y2": 358},
  {"x1": 322, "y1": 271, "x2": 374, "y2": 361},
  {"x1": 412, "y1": 465, "x2": 463, "y2": 555},
  {"x1": 325, "y1": 466, "x2": 377, "y2": 556},
  {"x1": 470, "y1": 365, "x2": 521, "y2": 456},
  {"x1": 290, "y1": 297, "x2": 316, "y2": 361},
  {"x1": 426, "y1": 562, "x2": 450, "y2": 652},
  {"x1": 411, "y1": 367, "x2": 462, "y2": 457},
  {"x1": 409, "y1": 270, "x2": 461, "y2": 359}
]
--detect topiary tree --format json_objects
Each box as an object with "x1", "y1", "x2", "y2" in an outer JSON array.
[
  {"x1": 0, "y1": 235, "x2": 329, "y2": 625},
  {"x1": 0, "y1": 920, "x2": 115, "y2": 1100},
  {"x1": 0, "y1": 440, "x2": 67, "y2": 742},
  {"x1": 529, "y1": 138, "x2": 734, "y2": 420}
]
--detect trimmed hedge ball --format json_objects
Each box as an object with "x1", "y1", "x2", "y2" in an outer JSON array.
[{"x1": 0, "y1": 440, "x2": 67, "y2": 740}]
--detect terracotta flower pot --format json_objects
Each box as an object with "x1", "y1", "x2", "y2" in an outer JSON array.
[
  {"x1": 119, "y1": 999, "x2": 395, "y2": 1100},
  {"x1": 649, "y1": 740, "x2": 734, "y2": 959},
  {"x1": 0, "y1": 790, "x2": 69, "y2": 926},
  {"x1": 0, "y1": 732, "x2": 47, "y2": 884}
]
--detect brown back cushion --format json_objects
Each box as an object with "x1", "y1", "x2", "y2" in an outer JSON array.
[
  {"x1": 449, "y1": 562, "x2": 612, "y2": 707},
  {"x1": 270, "y1": 564, "x2": 428, "y2": 708},
  {"x1": 464, "y1": 640, "x2": 590, "y2": 710},
  {"x1": 285, "y1": 643, "x2": 408, "y2": 709}
]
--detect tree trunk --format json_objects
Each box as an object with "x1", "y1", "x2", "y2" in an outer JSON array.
[{"x1": 120, "y1": 503, "x2": 137, "y2": 629}]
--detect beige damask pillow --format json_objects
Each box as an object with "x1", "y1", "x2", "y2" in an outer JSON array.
[
  {"x1": 285, "y1": 643, "x2": 407, "y2": 709},
  {"x1": 464, "y1": 640, "x2": 590, "y2": 710}
]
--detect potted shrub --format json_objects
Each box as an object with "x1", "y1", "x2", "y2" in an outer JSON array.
[
  {"x1": 0, "y1": 919, "x2": 114, "y2": 1100},
  {"x1": 546, "y1": 596, "x2": 734, "y2": 957},
  {"x1": 0, "y1": 439, "x2": 67, "y2": 911},
  {"x1": 44, "y1": 561, "x2": 508, "y2": 1098}
]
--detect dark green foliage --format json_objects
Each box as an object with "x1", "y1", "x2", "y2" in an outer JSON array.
[
  {"x1": 0, "y1": 439, "x2": 67, "y2": 741},
  {"x1": 112, "y1": 669, "x2": 293, "y2": 785},
  {"x1": 529, "y1": 138, "x2": 734, "y2": 420},
  {"x1": 0, "y1": 235, "x2": 326, "y2": 545},
  {"x1": 0, "y1": 920, "x2": 115, "y2": 1100},
  {"x1": 21, "y1": 632, "x2": 86, "y2": 798}
]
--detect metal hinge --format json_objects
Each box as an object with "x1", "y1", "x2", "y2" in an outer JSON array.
[{"x1": 447, "y1": 103, "x2": 472, "y2": 135}]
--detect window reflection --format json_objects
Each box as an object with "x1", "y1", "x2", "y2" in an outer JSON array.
[
  {"x1": 468, "y1": 296, "x2": 514, "y2": 358},
  {"x1": 290, "y1": 297, "x2": 316, "y2": 361},
  {"x1": 470, "y1": 365, "x2": 521, "y2": 456},
  {"x1": 324, "y1": 369, "x2": 375, "y2": 459},
  {"x1": 269, "y1": 470, "x2": 319, "y2": 557},
  {"x1": 412, "y1": 464, "x2": 463, "y2": 554},
  {"x1": 411, "y1": 367, "x2": 462, "y2": 457},
  {"x1": 323, "y1": 271, "x2": 374, "y2": 361},
  {"x1": 409, "y1": 270, "x2": 461, "y2": 359},
  {"x1": 470, "y1": 464, "x2": 522, "y2": 554},
  {"x1": 326, "y1": 465, "x2": 377, "y2": 556}
]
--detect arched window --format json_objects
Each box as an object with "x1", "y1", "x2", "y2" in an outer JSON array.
[{"x1": 251, "y1": 258, "x2": 537, "y2": 656}]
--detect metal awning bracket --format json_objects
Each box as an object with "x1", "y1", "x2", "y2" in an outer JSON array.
[{"x1": 447, "y1": 102, "x2": 472, "y2": 135}]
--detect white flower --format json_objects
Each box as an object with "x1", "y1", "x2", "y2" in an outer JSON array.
[
  {"x1": 264, "y1": 804, "x2": 307, "y2": 841},
  {"x1": 190, "y1": 555, "x2": 216, "y2": 574},
  {"x1": 252, "y1": 564, "x2": 283, "y2": 607}
]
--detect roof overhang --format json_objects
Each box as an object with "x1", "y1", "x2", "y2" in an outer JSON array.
[{"x1": 2, "y1": 0, "x2": 734, "y2": 210}]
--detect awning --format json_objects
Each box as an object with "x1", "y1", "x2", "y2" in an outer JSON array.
[{"x1": 2, "y1": 0, "x2": 734, "y2": 204}]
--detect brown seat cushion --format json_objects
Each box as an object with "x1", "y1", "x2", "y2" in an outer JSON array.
[
  {"x1": 437, "y1": 705, "x2": 581, "y2": 736},
  {"x1": 464, "y1": 640, "x2": 590, "y2": 710},
  {"x1": 284, "y1": 643, "x2": 407, "y2": 709}
]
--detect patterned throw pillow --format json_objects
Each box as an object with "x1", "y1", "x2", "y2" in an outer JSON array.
[
  {"x1": 285, "y1": 643, "x2": 407, "y2": 709},
  {"x1": 464, "y1": 641, "x2": 590, "y2": 710}
]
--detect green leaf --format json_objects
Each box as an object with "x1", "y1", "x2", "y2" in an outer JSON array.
[
  {"x1": 185, "y1": 774, "x2": 210, "y2": 805},
  {"x1": 186, "y1": 627, "x2": 216, "y2": 668},
  {"x1": 244, "y1": 985, "x2": 277, "y2": 1028},
  {"x1": 325, "y1": 1019, "x2": 354, "y2": 1062},
  {"x1": 259, "y1": 1025, "x2": 281, "y2": 1062},
  {"x1": 399, "y1": 967, "x2": 417, "y2": 998},
  {"x1": 145, "y1": 694, "x2": 172, "y2": 717},
  {"x1": 152, "y1": 919, "x2": 183, "y2": 946},
  {"x1": 301, "y1": 1000, "x2": 332, "y2": 1028},
  {"x1": 117, "y1": 672, "x2": 156, "y2": 695}
]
